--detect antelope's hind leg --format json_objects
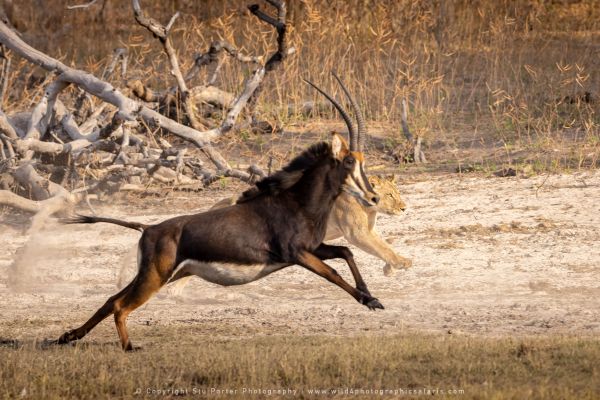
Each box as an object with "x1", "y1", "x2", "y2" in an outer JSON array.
[
  {"x1": 56, "y1": 281, "x2": 134, "y2": 346},
  {"x1": 57, "y1": 232, "x2": 178, "y2": 351}
]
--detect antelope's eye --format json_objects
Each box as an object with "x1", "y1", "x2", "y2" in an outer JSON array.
[{"x1": 343, "y1": 156, "x2": 355, "y2": 168}]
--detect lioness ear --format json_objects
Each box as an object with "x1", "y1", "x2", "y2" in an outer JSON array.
[
  {"x1": 387, "y1": 174, "x2": 398, "y2": 183},
  {"x1": 331, "y1": 132, "x2": 348, "y2": 160}
]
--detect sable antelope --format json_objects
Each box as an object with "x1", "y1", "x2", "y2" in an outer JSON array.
[
  {"x1": 55, "y1": 131, "x2": 383, "y2": 351},
  {"x1": 161, "y1": 75, "x2": 412, "y2": 302},
  {"x1": 164, "y1": 177, "x2": 411, "y2": 297},
  {"x1": 119, "y1": 74, "x2": 411, "y2": 299}
]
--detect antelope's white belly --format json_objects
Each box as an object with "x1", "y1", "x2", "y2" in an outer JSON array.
[{"x1": 172, "y1": 260, "x2": 285, "y2": 286}]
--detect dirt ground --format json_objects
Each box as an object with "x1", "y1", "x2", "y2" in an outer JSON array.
[{"x1": 1, "y1": 170, "x2": 599, "y2": 344}]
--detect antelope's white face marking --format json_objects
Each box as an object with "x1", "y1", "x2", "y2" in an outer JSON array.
[
  {"x1": 343, "y1": 152, "x2": 379, "y2": 208},
  {"x1": 171, "y1": 260, "x2": 285, "y2": 286}
]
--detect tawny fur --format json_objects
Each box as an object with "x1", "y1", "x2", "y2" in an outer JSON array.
[{"x1": 326, "y1": 175, "x2": 412, "y2": 277}]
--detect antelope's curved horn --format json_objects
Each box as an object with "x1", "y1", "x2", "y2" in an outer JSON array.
[
  {"x1": 331, "y1": 71, "x2": 366, "y2": 152},
  {"x1": 302, "y1": 78, "x2": 357, "y2": 151}
]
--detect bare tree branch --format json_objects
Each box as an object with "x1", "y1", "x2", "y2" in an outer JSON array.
[
  {"x1": 132, "y1": 0, "x2": 187, "y2": 94},
  {"x1": 0, "y1": 45, "x2": 10, "y2": 108},
  {"x1": 25, "y1": 79, "x2": 69, "y2": 140},
  {"x1": 2, "y1": 133, "x2": 92, "y2": 156},
  {"x1": 249, "y1": 1, "x2": 288, "y2": 72},
  {"x1": 129, "y1": 2, "x2": 269, "y2": 144},
  {"x1": 13, "y1": 163, "x2": 69, "y2": 201},
  {"x1": 132, "y1": 0, "x2": 207, "y2": 131},
  {"x1": 400, "y1": 98, "x2": 413, "y2": 143},
  {"x1": 0, "y1": 6, "x2": 277, "y2": 190},
  {"x1": 0, "y1": 189, "x2": 46, "y2": 213},
  {"x1": 0, "y1": 19, "x2": 215, "y2": 147},
  {"x1": 66, "y1": 0, "x2": 100, "y2": 10},
  {"x1": 246, "y1": 0, "x2": 292, "y2": 116},
  {"x1": 396, "y1": 98, "x2": 427, "y2": 163},
  {"x1": 0, "y1": 109, "x2": 18, "y2": 139},
  {"x1": 73, "y1": 47, "x2": 128, "y2": 122},
  {"x1": 79, "y1": 103, "x2": 108, "y2": 134},
  {"x1": 249, "y1": 4, "x2": 283, "y2": 30},
  {"x1": 165, "y1": 12, "x2": 180, "y2": 33},
  {"x1": 220, "y1": 67, "x2": 265, "y2": 132},
  {"x1": 185, "y1": 41, "x2": 262, "y2": 83},
  {"x1": 61, "y1": 113, "x2": 101, "y2": 141},
  {"x1": 102, "y1": 48, "x2": 128, "y2": 81}
]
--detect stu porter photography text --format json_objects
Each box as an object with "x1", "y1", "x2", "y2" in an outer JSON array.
[{"x1": 138, "y1": 387, "x2": 465, "y2": 396}]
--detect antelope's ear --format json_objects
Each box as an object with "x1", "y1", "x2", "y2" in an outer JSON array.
[{"x1": 331, "y1": 132, "x2": 349, "y2": 160}]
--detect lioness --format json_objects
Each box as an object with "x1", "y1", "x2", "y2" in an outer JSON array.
[{"x1": 330, "y1": 174, "x2": 412, "y2": 276}]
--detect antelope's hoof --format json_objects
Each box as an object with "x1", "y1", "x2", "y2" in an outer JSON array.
[
  {"x1": 366, "y1": 297, "x2": 384, "y2": 310},
  {"x1": 56, "y1": 330, "x2": 76, "y2": 345}
]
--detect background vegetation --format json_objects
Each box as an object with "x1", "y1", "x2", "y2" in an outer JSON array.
[{"x1": 2, "y1": 0, "x2": 598, "y2": 172}]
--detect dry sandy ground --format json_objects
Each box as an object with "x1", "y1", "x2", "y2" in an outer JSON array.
[{"x1": 1, "y1": 171, "x2": 599, "y2": 344}]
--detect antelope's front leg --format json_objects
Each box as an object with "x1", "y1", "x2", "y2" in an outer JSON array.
[
  {"x1": 296, "y1": 250, "x2": 383, "y2": 310},
  {"x1": 313, "y1": 243, "x2": 371, "y2": 295}
]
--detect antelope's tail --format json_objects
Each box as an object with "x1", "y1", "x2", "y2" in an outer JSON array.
[{"x1": 62, "y1": 215, "x2": 148, "y2": 232}]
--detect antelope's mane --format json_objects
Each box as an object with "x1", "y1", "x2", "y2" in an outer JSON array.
[{"x1": 237, "y1": 141, "x2": 333, "y2": 203}]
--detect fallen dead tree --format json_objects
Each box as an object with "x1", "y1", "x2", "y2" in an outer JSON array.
[{"x1": 0, "y1": 0, "x2": 293, "y2": 223}]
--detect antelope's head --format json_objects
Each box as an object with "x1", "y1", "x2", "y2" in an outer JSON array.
[{"x1": 304, "y1": 73, "x2": 380, "y2": 208}]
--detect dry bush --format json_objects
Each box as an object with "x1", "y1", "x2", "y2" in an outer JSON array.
[{"x1": 2, "y1": 0, "x2": 599, "y2": 171}]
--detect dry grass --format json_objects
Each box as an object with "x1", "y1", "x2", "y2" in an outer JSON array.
[
  {"x1": 0, "y1": 328, "x2": 599, "y2": 399},
  {"x1": 3, "y1": 0, "x2": 599, "y2": 172}
]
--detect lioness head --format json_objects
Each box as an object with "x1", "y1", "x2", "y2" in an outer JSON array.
[{"x1": 369, "y1": 175, "x2": 406, "y2": 215}]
